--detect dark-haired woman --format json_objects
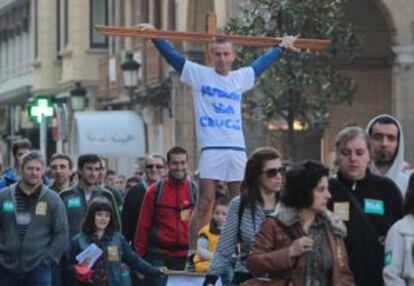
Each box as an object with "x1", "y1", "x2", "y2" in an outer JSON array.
[
  {"x1": 204, "y1": 147, "x2": 285, "y2": 285},
  {"x1": 70, "y1": 197, "x2": 166, "y2": 285},
  {"x1": 247, "y1": 161, "x2": 354, "y2": 285},
  {"x1": 383, "y1": 176, "x2": 414, "y2": 285}
]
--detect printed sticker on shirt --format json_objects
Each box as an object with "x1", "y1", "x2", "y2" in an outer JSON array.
[
  {"x1": 180, "y1": 209, "x2": 191, "y2": 221},
  {"x1": 2, "y1": 200, "x2": 14, "y2": 213},
  {"x1": 333, "y1": 202, "x2": 350, "y2": 221},
  {"x1": 364, "y1": 199, "x2": 384, "y2": 215},
  {"x1": 67, "y1": 197, "x2": 82, "y2": 208},
  {"x1": 107, "y1": 246, "x2": 120, "y2": 262},
  {"x1": 384, "y1": 250, "x2": 392, "y2": 266},
  {"x1": 35, "y1": 202, "x2": 48, "y2": 216}
]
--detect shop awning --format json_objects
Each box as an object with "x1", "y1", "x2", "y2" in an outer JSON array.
[{"x1": 71, "y1": 111, "x2": 145, "y2": 157}]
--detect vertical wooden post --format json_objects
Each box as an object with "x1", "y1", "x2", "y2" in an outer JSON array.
[{"x1": 205, "y1": 12, "x2": 217, "y2": 66}]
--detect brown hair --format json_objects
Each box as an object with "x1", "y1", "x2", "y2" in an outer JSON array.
[
  {"x1": 241, "y1": 147, "x2": 281, "y2": 208},
  {"x1": 12, "y1": 138, "x2": 32, "y2": 157}
]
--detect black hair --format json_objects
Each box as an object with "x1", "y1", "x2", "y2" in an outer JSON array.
[
  {"x1": 241, "y1": 147, "x2": 281, "y2": 209},
  {"x1": 281, "y1": 161, "x2": 329, "y2": 208},
  {"x1": 82, "y1": 197, "x2": 116, "y2": 235},
  {"x1": 50, "y1": 153, "x2": 73, "y2": 169},
  {"x1": 106, "y1": 169, "x2": 117, "y2": 177},
  {"x1": 12, "y1": 138, "x2": 32, "y2": 157},
  {"x1": 77, "y1": 154, "x2": 101, "y2": 170},
  {"x1": 368, "y1": 116, "x2": 399, "y2": 136},
  {"x1": 166, "y1": 146, "x2": 187, "y2": 163}
]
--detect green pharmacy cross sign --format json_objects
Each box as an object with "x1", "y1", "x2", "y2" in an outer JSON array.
[{"x1": 28, "y1": 96, "x2": 54, "y2": 124}]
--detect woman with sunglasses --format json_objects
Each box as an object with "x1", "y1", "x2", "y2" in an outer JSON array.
[
  {"x1": 383, "y1": 175, "x2": 414, "y2": 285},
  {"x1": 246, "y1": 161, "x2": 354, "y2": 285},
  {"x1": 203, "y1": 147, "x2": 285, "y2": 285}
]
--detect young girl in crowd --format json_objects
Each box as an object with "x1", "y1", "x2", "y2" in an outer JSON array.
[
  {"x1": 70, "y1": 197, "x2": 166, "y2": 285},
  {"x1": 383, "y1": 176, "x2": 414, "y2": 285},
  {"x1": 194, "y1": 196, "x2": 229, "y2": 273}
]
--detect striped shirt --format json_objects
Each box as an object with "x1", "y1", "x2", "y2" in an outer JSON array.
[
  {"x1": 208, "y1": 196, "x2": 270, "y2": 276},
  {"x1": 15, "y1": 184, "x2": 42, "y2": 240}
]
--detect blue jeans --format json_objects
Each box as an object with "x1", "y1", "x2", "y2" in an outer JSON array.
[{"x1": 0, "y1": 264, "x2": 52, "y2": 286}]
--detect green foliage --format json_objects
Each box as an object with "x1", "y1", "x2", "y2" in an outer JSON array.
[{"x1": 225, "y1": 0, "x2": 361, "y2": 132}]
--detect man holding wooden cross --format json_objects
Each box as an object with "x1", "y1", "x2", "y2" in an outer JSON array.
[{"x1": 136, "y1": 23, "x2": 298, "y2": 271}]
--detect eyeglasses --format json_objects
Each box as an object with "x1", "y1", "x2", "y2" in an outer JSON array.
[
  {"x1": 261, "y1": 167, "x2": 286, "y2": 178},
  {"x1": 146, "y1": 164, "x2": 164, "y2": 170}
]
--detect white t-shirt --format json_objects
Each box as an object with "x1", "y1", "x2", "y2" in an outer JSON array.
[{"x1": 180, "y1": 60, "x2": 255, "y2": 149}]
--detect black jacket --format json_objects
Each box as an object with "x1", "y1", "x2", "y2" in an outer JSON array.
[
  {"x1": 329, "y1": 170, "x2": 403, "y2": 286},
  {"x1": 121, "y1": 180, "x2": 149, "y2": 244}
]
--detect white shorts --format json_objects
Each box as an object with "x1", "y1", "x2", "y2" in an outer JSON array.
[{"x1": 198, "y1": 149, "x2": 247, "y2": 182}]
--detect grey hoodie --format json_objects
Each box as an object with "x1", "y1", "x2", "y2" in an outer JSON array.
[{"x1": 366, "y1": 114, "x2": 410, "y2": 196}]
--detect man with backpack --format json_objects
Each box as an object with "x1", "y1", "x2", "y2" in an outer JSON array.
[{"x1": 134, "y1": 146, "x2": 198, "y2": 286}]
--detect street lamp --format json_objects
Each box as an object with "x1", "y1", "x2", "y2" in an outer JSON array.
[
  {"x1": 70, "y1": 82, "x2": 87, "y2": 111},
  {"x1": 121, "y1": 53, "x2": 141, "y2": 101}
]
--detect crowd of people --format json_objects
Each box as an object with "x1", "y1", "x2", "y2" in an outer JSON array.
[
  {"x1": 0, "y1": 117, "x2": 413, "y2": 286},
  {"x1": 0, "y1": 22, "x2": 413, "y2": 286}
]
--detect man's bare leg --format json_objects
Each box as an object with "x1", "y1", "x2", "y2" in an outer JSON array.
[
  {"x1": 227, "y1": 181, "x2": 242, "y2": 198},
  {"x1": 185, "y1": 178, "x2": 217, "y2": 271},
  {"x1": 189, "y1": 178, "x2": 217, "y2": 251}
]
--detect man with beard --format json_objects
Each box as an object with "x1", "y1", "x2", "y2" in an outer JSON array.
[
  {"x1": 367, "y1": 114, "x2": 411, "y2": 196},
  {"x1": 59, "y1": 154, "x2": 120, "y2": 238}
]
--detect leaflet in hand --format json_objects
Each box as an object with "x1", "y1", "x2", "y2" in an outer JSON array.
[{"x1": 75, "y1": 243, "x2": 102, "y2": 269}]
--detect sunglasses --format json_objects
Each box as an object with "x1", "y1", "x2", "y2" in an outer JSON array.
[
  {"x1": 146, "y1": 164, "x2": 164, "y2": 170},
  {"x1": 261, "y1": 167, "x2": 286, "y2": 178}
]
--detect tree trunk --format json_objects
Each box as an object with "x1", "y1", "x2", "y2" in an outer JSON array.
[{"x1": 286, "y1": 111, "x2": 297, "y2": 161}]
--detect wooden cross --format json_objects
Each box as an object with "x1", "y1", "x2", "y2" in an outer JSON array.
[
  {"x1": 96, "y1": 20, "x2": 331, "y2": 51},
  {"x1": 205, "y1": 11, "x2": 217, "y2": 66}
]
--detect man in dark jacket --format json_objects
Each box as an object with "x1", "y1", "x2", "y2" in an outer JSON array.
[
  {"x1": 122, "y1": 154, "x2": 166, "y2": 244},
  {"x1": 134, "y1": 147, "x2": 197, "y2": 286},
  {"x1": 328, "y1": 126, "x2": 403, "y2": 286},
  {"x1": 60, "y1": 153, "x2": 120, "y2": 238},
  {"x1": 0, "y1": 151, "x2": 69, "y2": 286}
]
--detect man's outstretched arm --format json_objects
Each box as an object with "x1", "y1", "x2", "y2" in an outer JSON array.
[
  {"x1": 137, "y1": 23, "x2": 185, "y2": 73},
  {"x1": 250, "y1": 35, "x2": 298, "y2": 78}
]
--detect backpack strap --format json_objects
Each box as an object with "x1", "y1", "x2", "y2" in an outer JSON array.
[
  {"x1": 188, "y1": 179, "x2": 198, "y2": 205},
  {"x1": 151, "y1": 179, "x2": 165, "y2": 225},
  {"x1": 331, "y1": 177, "x2": 384, "y2": 246}
]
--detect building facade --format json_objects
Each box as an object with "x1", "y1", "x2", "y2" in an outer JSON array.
[
  {"x1": 0, "y1": 0, "x2": 108, "y2": 167},
  {"x1": 1, "y1": 0, "x2": 414, "y2": 171}
]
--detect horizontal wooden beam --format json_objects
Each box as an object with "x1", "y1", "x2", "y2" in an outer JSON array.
[{"x1": 95, "y1": 25, "x2": 331, "y2": 51}]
